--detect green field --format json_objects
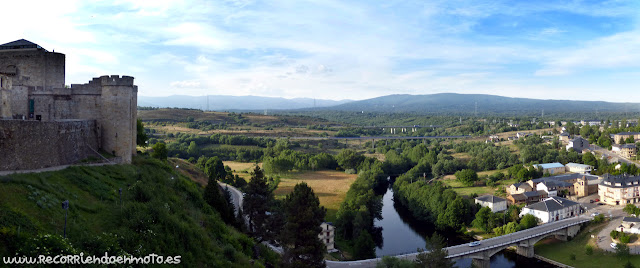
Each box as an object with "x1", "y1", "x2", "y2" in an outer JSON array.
[
  {"x1": 440, "y1": 169, "x2": 513, "y2": 197},
  {"x1": 272, "y1": 170, "x2": 357, "y2": 222},
  {"x1": 535, "y1": 222, "x2": 640, "y2": 268}
]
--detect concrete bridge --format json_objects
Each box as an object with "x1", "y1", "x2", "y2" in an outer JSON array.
[{"x1": 326, "y1": 216, "x2": 591, "y2": 268}]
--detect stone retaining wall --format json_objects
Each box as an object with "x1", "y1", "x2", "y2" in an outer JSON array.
[{"x1": 0, "y1": 119, "x2": 99, "y2": 171}]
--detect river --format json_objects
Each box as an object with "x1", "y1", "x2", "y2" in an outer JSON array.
[{"x1": 374, "y1": 186, "x2": 558, "y2": 268}]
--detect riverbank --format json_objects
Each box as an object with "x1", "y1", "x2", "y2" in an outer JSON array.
[{"x1": 535, "y1": 221, "x2": 640, "y2": 268}]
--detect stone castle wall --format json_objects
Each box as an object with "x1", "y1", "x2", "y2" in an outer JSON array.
[
  {"x1": 0, "y1": 120, "x2": 99, "y2": 170},
  {"x1": 0, "y1": 49, "x2": 65, "y2": 88},
  {"x1": 0, "y1": 44, "x2": 137, "y2": 171}
]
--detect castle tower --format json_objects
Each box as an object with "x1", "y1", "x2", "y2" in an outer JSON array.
[{"x1": 98, "y1": 75, "x2": 137, "y2": 163}]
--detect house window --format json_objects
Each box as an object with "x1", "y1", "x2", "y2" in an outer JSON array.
[{"x1": 326, "y1": 239, "x2": 330, "y2": 244}]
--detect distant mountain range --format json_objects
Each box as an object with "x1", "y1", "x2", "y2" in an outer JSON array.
[
  {"x1": 318, "y1": 93, "x2": 640, "y2": 117},
  {"x1": 139, "y1": 93, "x2": 640, "y2": 117},
  {"x1": 138, "y1": 95, "x2": 352, "y2": 111}
]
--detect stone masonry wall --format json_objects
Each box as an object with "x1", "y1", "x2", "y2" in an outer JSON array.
[{"x1": 0, "y1": 120, "x2": 98, "y2": 171}]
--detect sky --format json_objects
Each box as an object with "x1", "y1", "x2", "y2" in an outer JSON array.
[{"x1": 3, "y1": 0, "x2": 640, "y2": 102}]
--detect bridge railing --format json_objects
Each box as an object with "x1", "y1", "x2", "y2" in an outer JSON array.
[{"x1": 446, "y1": 218, "x2": 590, "y2": 258}]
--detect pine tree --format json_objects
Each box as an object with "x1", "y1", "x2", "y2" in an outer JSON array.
[
  {"x1": 243, "y1": 166, "x2": 274, "y2": 242},
  {"x1": 204, "y1": 178, "x2": 234, "y2": 224},
  {"x1": 280, "y1": 182, "x2": 326, "y2": 268}
]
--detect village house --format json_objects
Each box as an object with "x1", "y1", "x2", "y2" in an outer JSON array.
[
  {"x1": 566, "y1": 137, "x2": 589, "y2": 153},
  {"x1": 520, "y1": 196, "x2": 582, "y2": 224},
  {"x1": 617, "y1": 217, "x2": 640, "y2": 234},
  {"x1": 612, "y1": 144, "x2": 637, "y2": 158},
  {"x1": 559, "y1": 132, "x2": 571, "y2": 142},
  {"x1": 507, "y1": 191, "x2": 548, "y2": 205},
  {"x1": 507, "y1": 182, "x2": 533, "y2": 195},
  {"x1": 565, "y1": 163, "x2": 593, "y2": 174},
  {"x1": 599, "y1": 174, "x2": 640, "y2": 206},
  {"x1": 613, "y1": 132, "x2": 640, "y2": 144},
  {"x1": 319, "y1": 222, "x2": 336, "y2": 252},
  {"x1": 475, "y1": 195, "x2": 507, "y2": 212}
]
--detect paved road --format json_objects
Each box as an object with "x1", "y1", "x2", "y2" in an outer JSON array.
[
  {"x1": 326, "y1": 216, "x2": 591, "y2": 268},
  {"x1": 590, "y1": 144, "x2": 640, "y2": 167},
  {"x1": 218, "y1": 182, "x2": 243, "y2": 215}
]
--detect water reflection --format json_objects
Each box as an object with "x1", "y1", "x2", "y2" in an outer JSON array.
[{"x1": 374, "y1": 186, "x2": 557, "y2": 268}]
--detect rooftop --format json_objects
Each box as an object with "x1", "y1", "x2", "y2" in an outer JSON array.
[
  {"x1": 565, "y1": 163, "x2": 593, "y2": 168},
  {"x1": 533, "y1": 163, "x2": 565, "y2": 169},
  {"x1": 616, "y1": 132, "x2": 640, "y2": 135},
  {"x1": 623, "y1": 217, "x2": 640, "y2": 223},
  {"x1": 0, "y1": 39, "x2": 44, "y2": 51},
  {"x1": 531, "y1": 173, "x2": 600, "y2": 184},
  {"x1": 602, "y1": 174, "x2": 640, "y2": 188},
  {"x1": 475, "y1": 195, "x2": 506, "y2": 203},
  {"x1": 525, "y1": 196, "x2": 580, "y2": 212}
]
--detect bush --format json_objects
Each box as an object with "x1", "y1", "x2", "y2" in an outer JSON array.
[
  {"x1": 585, "y1": 245, "x2": 593, "y2": 255},
  {"x1": 619, "y1": 233, "x2": 631, "y2": 244},
  {"x1": 569, "y1": 253, "x2": 576, "y2": 260},
  {"x1": 593, "y1": 214, "x2": 605, "y2": 223},
  {"x1": 611, "y1": 230, "x2": 620, "y2": 239}
]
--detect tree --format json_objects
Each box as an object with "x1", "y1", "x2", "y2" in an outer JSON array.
[
  {"x1": 623, "y1": 261, "x2": 636, "y2": 268},
  {"x1": 243, "y1": 166, "x2": 274, "y2": 242},
  {"x1": 353, "y1": 231, "x2": 376, "y2": 260},
  {"x1": 187, "y1": 141, "x2": 199, "y2": 156},
  {"x1": 616, "y1": 242, "x2": 630, "y2": 258},
  {"x1": 472, "y1": 207, "x2": 492, "y2": 232},
  {"x1": 376, "y1": 256, "x2": 414, "y2": 268},
  {"x1": 204, "y1": 156, "x2": 226, "y2": 180},
  {"x1": 520, "y1": 214, "x2": 539, "y2": 229},
  {"x1": 455, "y1": 169, "x2": 478, "y2": 186},
  {"x1": 582, "y1": 152, "x2": 597, "y2": 167},
  {"x1": 151, "y1": 142, "x2": 167, "y2": 160},
  {"x1": 336, "y1": 149, "x2": 365, "y2": 171},
  {"x1": 204, "y1": 179, "x2": 234, "y2": 224},
  {"x1": 623, "y1": 204, "x2": 640, "y2": 216},
  {"x1": 415, "y1": 233, "x2": 454, "y2": 268},
  {"x1": 136, "y1": 119, "x2": 148, "y2": 147},
  {"x1": 280, "y1": 182, "x2": 326, "y2": 268}
]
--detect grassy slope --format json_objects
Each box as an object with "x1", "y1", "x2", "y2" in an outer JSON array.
[
  {"x1": 535, "y1": 222, "x2": 640, "y2": 268},
  {"x1": 0, "y1": 156, "x2": 274, "y2": 267}
]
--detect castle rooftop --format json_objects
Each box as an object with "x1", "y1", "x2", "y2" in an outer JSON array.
[{"x1": 0, "y1": 39, "x2": 45, "y2": 51}]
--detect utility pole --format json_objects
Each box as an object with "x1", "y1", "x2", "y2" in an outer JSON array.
[
  {"x1": 62, "y1": 200, "x2": 69, "y2": 238},
  {"x1": 475, "y1": 102, "x2": 478, "y2": 117}
]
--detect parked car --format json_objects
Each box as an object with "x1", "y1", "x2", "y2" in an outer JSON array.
[
  {"x1": 611, "y1": 242, "x2": 618, "y2": 249},
  {"x1": 469, "y1": 241, "x2": 481, "y2": 247},
  {"x1": 589, "y1": 200, "x2": 594, "y2": 203},
  {"x1": 595, "y1": 199, "x2": 600, "y2": 202},
  {"x1": 598, "y1": 203, "x2": 604, "y2": 205},
  {"x1": 591, "y1": 212, "x2": 600, "y2": 217}
]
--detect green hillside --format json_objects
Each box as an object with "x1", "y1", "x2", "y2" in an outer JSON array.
[{"x1": 0, "y1": 156, "x2": 276, "y2": 267}]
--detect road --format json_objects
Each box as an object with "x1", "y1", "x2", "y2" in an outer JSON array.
[
  {"x1": 326, "y1": 216, "x2": 591, "y2": 268},
  {"x1": 590, "y1": 144, "x2": 640, "y2": 167},
  {"x1": 218, "y1": 182, "x2": 243, "y2": 215}
]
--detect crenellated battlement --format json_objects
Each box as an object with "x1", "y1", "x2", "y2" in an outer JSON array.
[{"x1": 100, "y1": 75, "x2": 135, "y2": 86}]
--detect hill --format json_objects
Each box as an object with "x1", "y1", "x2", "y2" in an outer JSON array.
[
  {"x1": 139, "y1": 95, "x2": 352, "y2": 111},
  {"x1": 314, "y1": 93, "x2": 640, "y2": 117},
  {"x1": 0, "y1": 157, "x2": 277, "y2": 267}
]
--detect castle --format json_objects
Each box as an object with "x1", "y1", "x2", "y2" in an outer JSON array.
[{"x1": 0, "y1": 39, "x2": 138, "y2": 171}]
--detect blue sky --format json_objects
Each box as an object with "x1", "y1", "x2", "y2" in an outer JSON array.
[{"x1": 3, "y1": 0, "x2": 640, "y2": 101}]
